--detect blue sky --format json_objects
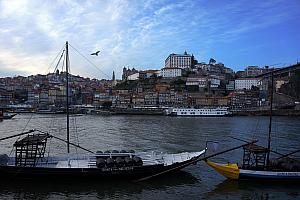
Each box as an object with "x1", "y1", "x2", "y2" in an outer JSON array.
[{"x1": 0, "y1": 0, "x2": 299, "y2": 79}]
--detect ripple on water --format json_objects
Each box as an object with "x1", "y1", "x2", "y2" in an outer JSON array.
[{"x1": 0, "y1": 114, "x2": 299, "y2": 199}]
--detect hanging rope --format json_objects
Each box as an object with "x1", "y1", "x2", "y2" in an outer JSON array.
[
  {"x1": 46, "y1": 136, "x2": 52, "y2": 165},
  {"x1": 251, "y1": 118, "x2": 260, "y2": 141},
  {"x1": 61, "y1": 50, "x2": 66, "y2": 74},
  {"x1": 68, "y1": 43, "x2": 110, "y2": 79},
  {"x1": 72, "y1": 116, "x2": 80, "y2": 167},
  {"x1": 75, "y1": 116, "x2": 80, "y2": 146},
  {"x1": 52, "y1": 49, "x2": 65, "y2": 74},
  {"x1": 9, "y1": 112, "x2": 35, "y2": 156},
  {"x1": 45, "y1": 45, "x2": 65, "y2": 74}
]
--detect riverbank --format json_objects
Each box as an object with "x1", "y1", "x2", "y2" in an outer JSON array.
[
  {"x1": 5, "y1": 107, "x2": 300, "y2": 116},
  {"x1": 111, "y1": 107, "x2": 164, "y2": 115},
  {"x1": 111, "y1": 108, "x2": 300, "y2": 116},
  {"x1": 232, "y1": 109, "x2": 300, "y2": 116}
]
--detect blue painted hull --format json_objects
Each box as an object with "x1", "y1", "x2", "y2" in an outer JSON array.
[{"x1": 239, "y1": 169, "x2": 300, "y2": 180}]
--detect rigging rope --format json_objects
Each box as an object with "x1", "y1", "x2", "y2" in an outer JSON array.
[
  {"x1": 73, "y1": 116, "x2": 79, "y2": 167},
  {"x1": 273, "y1": 116, "x2": 278, "y2": 154},
  {"x1": 68, "y1": 43, "x2": 110, "y2": 79},
  {"x1": 74, "y1": 115, "x2": 79, "y2": 146},
  {"x1": 53, "y1": 49, "x2": 65, "y2": 74},
  {"x1": 61, "y1": 50, "x2": 66, "y2": 74},
  {"x1": 9, "y1": 113, "x2": 35, "y2": 157},
  {"x1": 251, "y1": 117, "x2": 260, "y2": 142},
  {"x1": 8, "y1": 45, "x2": 66, "y2": 157},
  {"x1": 45, "y1": 45, "x2": 65, "y2": 74},
  {"x1": 46, "y1": 136, "x2": 52, "y2": 165}
]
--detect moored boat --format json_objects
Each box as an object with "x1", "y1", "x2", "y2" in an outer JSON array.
[
  {"x1": 165, "y1": 107, "x2": 232, "y2": 117},
  {"x1": 0, "y1": 41, "x2": 206, "y2": 181},
  {"x1": 35, "y1": 109, "x2": 65, "y2": 114},
  {"x1": 206, "y1": 160, "x2": 300, "y2": 180},
  {"x1": 0, "y1": 132, "x2": 205, "y2": 180},
  {"x1": 0, "y1": 110, "x2": 17, "y2": 120},
  {"x1": 205, "y1": 72, "x2": 300, "y2": 180}
]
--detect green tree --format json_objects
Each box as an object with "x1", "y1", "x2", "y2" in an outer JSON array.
[
  {"x1": 209, "y1": 58, "x2": 216, "y2": 65},
  {"x1": 279, "y1": 70, "x2": 300, "y2": 98}
]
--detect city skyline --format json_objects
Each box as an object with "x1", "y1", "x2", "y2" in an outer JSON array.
[{"x1": 0, "y1": 0, "x2": 299, "y2": 79}]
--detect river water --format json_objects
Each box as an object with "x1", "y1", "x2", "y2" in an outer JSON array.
[{"x1": 0, "y1": 114, "x2": 299, "y2": 200}]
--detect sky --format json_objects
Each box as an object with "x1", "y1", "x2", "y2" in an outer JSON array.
[{"x1": 0, "y1": 0, "x2": 300, "y2": 79}]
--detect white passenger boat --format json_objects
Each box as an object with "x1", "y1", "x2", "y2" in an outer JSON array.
[{"x1": 165, "y1": 107, "x2": 232, "y2": 116}]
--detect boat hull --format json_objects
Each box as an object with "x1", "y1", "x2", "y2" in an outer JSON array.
[
  {"x1": 206, "y1": 161, "x2": 239, "y2": 180},
  {"x1": 239, "y1": 169, "x2": 300, "y2": 180},
  {"x1": 0, "y1": 113, "x2": 17, "y2": 120},
  {"x1": 206, "y1": 161, "x2": 300, "y2": 180},
  {"x1": 0, "y1": 158, "x2": 198, "y2": 180}
]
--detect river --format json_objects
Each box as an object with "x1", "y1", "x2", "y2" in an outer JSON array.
[{"x1": 0, "y1": 114, "x2": 299, "y2": 200}]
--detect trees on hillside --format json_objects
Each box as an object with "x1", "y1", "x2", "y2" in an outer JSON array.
[
  {"x1": 279, "y1": 70, "x2": 300, "y2": 99},
  {"x1": 209, "y1": 58, "x2": 216, "y2": 65}
]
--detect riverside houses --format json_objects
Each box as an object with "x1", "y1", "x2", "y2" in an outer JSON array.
[
  {"x1": 234, "y1": 78, "x2": 260, "y2": 90},
  {"x1": 186, "y1": 75, "x2": 221, "y2": 89},
  {"x1": 229, "y1": 90, "x2": 260, "y2": 111}
]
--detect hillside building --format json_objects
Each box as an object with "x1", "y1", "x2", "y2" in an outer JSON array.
[
  {"x1": 235, "y1": 78, "x2": 260, "y2": 90},
  {"x1": 165, "y1": 51, "x2": 193, "y2": 69},
  {"x1": 160, "y1": 68, "x2": 182, "y2": 78}
]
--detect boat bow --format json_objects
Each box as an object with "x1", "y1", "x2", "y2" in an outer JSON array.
[{"x1": 206, "y1": 161, "x2": 239, "y2": 180}]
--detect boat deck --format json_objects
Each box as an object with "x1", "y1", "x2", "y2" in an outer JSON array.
[{"x1": 6, "y1": 150, "x2": 205, "y2": 169}]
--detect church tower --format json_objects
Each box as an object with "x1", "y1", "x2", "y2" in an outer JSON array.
[{"x1": 112, "y1": 71, "x2": 115, "y2": 81}]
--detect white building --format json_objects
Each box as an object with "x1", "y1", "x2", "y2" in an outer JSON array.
[
  {"x1": 160, "y1": 68, "x2": 182, "y2": 78},
  {"x1": 235, "y1": 78, "x2": 260, "y2": 90},
  {"x1": 144, "y1": 70, "x2": 161, "y2": 78},
  {"x1": 186, "y1": 76, "x2": 220, "y2": 88},
  {"x1": 165, "y1": 51, "x2": 192, "y2": 69},
  {"x1": 127, "y1": 72, "x2": 139, "y2": 80}
]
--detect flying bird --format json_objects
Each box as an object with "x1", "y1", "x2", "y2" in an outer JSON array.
[{"x1": 91, "y1": 51, "x2": 100, "y2": 56}]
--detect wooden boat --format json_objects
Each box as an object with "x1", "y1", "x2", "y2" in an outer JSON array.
[
  {"x1": 206, "y1": 72, "x2": 300, "y2": 180},
  {"x1": 35, "y1": 109, "x2": 65, "y2": 114},
  {"x1": 206, "y1": 160, "x2": 300, "y2": 180},
  {"x1": 0, "y1": 131, "x2": 205, "y2": 180},
  {"x1": 0, "y1": 109, "x2": 17, "y2": 120},
  {"x1": 3, "y1": 113, "x2": 17, "y2": 119},
  {"x1": 0, "y1": 42, "x2": 206, "y2": 181},
  {"x1": 165, "y1": 107, "x2": 232, "y2": 117}
]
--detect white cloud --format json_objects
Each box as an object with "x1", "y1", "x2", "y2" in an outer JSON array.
[
  {"x1": 0, "y1": 0, "x2": 28, "y2": 18},
  {"x1": 0, "y1": 48, "x2": 51, "y2": 75},
  {"x1": 0, "y1": 0, "x2": 299, "y2": 78}
]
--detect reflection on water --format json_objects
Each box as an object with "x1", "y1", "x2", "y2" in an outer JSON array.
[
  {"x1": 0, "y1": 114, "x2": 300, "y2": 199},
  {"x1": 204, "y1": 179, "x2": 300, "y2": 200},
  {"x1": 0, "y1": 171, "x2": 198, "y2": 200}
]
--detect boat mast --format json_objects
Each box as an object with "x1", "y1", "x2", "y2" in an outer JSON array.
[
  {"x1": 266, "y1": 72, "x2": 274, "y2": 168},
  {"x1": 66, "y1": 41, "x2": 70, "y2": 154}
]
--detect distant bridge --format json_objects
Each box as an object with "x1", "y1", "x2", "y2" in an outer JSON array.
[{"x1": 256, "y1": 63, "x2": 300, "y2": 78}]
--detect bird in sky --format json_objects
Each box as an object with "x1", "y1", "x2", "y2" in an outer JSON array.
[{"x1": 91, "y1": 50, "x2": 100, "y2": 56}]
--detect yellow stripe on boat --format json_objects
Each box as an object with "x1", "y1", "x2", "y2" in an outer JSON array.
[{"x1": 206, "y1": 161, "x2": 240, "y2": 180}]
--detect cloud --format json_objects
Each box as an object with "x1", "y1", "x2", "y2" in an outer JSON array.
[
  {"x1": 0, "y1": 47, "x2": 51, "y2": 75},
  {"x1": 0, "y1": 0, "x2": 29, "y2": 18},
  {"x1": 0, "y1": 0, "x2": 299, "y2": 78}
]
